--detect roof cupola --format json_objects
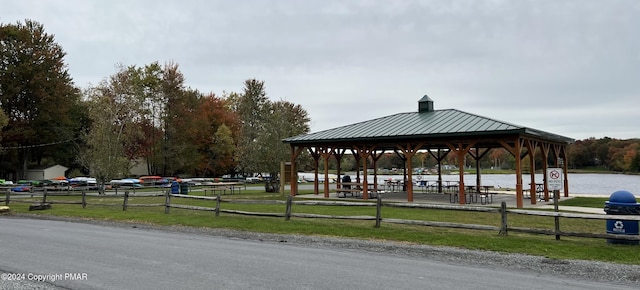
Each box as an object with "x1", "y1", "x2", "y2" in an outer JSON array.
[{"x1": 418, "y1": 95, "x2": 434, "y2": 113}]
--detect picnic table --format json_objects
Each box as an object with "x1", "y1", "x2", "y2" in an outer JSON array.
[
  {"x1": 528, "y1": 183, "x2": 545, "y2": 199},
  {"x1": 451, "y1": 185, "x2": 495, "y2": 205},
  {"x1": 205, "y1": 182, "x2": 245, "y2": 195},
  {"x1": 335, "y1": 182, "x2": 378, "y2": 198},
  {"x1": 383, "y1": 180, "x2": 402, "y2": 192}
]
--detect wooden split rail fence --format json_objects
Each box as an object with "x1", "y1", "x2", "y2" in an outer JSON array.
[
  {"x1": 3, "y1": 190, "x2": 640, "y2": 242},
  {"x1": 3, "y1": 190, "x2": 165, "y2": 210}
]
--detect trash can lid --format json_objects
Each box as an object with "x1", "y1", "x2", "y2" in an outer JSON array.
[{"x1": 608, "y1": 190, "x2": 637, "y2": 203}]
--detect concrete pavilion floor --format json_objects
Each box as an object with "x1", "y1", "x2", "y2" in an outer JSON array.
[{"x1": 294, "y1": 186, "x2": 606, "y2": 214}]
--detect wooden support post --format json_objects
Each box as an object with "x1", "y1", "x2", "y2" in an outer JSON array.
[
  {"x1": 5, "y1": 190, "x2": 10, "y2": 206},
  {"x1": 397, "y1": 142, "x2": 423, "y2": 202},
  {"x1": 321, "y1": 148, "x2": 332, "y2": 199},
  {"x1": 289, "y1": 145, "x2": 305, "y2": 197},
  {"x1": 123, "y1": 191, "x2": 129, "y2": 211},
  {"x1": 375, "y1": 194, "x2": 382, "y2": 228},
  {"x1": 371, "y1": 151, "x2": 384, "y2": 193},
  {"x1": 499, "y1": 201, "x2": 508, "y2": 236},
  {"x1": 445, "y1": 141, "x2": 475, "y2": 205},
  {"x1": 428, "y1": 148, "x2": 450, "y2": 193},
  {"x1": 541, "y1": 143, "x2": 551, "y2": 202},
  {"x1": 561, "y1": 146, "x2": 570, "y2": 198},
  {"x1": 468, "y1": 147, "x2": 490, "y2": 194},
  {"x1": 164, "y1": 190, "x2": 170, "y2": 214},
  {"x1": 526, "y1": 139, "x2": 538, "y2": 205},
  {"x1": 499, "y1": 139, "x2": 525, "y2": 208},
  {"x1": 308, "y1": 147, "x2": 321, "y2": 196},
  {"x1": 515, "y1": 139, "x2": 524, "y2": 208},
  {"x1": 215, "y1": 193, "x2": 221, "y2": 216},
  {"x1": 335, "y1": 149, "x2": 345, "y2": 191},
  {"x1": 42, "y1": 190, "x2": 47, "y2": 203},
  {"x1": 554, "y1": 190, "x2": 560, "y2": 240},
  {"x1": 362, "y1": 151, "x2": 369, "y2": 200},
  {"x1": 81, "y1": 191, "x2": 86, "y2": 208},
  {"x1": 285, "y1": 195, "x2": 292, "y2": 221}
]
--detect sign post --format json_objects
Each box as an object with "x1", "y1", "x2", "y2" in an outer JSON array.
[{"x1": 547, "y1": 168, "x2": 564, "y2": 240}]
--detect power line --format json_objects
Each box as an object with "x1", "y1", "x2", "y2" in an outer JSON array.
[{"x1": 0, "y1": 137, "x2": 78, "y2": 149}]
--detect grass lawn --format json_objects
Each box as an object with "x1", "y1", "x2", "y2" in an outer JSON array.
[
  {"x1": 558, "y1": 197, "x2": 609, "y2": 208},
  {"x1": 2, "y1": 189, "x2": 639, "y2": 265}
]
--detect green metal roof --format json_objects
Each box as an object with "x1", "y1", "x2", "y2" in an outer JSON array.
[{"x1": 283, "y1": 109, "x2": 574, "y2": 146}]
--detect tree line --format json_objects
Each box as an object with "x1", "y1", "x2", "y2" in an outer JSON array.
[
  {"x1": 0, "y1": 19, "x2": 310, "y2": 184},
  {"x1": 566, "y1": 137, "x2": 640, "y2": 172},
  {"x1": 306, "y1": 137, "x2": 640, "y2": 174}
]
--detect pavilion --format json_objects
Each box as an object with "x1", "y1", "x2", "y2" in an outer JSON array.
[{"x1": 282, "y1": 96, "x2": 574, "y2": 208}]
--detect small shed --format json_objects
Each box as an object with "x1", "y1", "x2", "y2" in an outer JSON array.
[{"x1": 25, "y1": 164, "x2": 69, "y2": 180}]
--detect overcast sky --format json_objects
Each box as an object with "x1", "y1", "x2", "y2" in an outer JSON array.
[{"x1": 4, "y1": 0, "x2": 639, "y2": 140}]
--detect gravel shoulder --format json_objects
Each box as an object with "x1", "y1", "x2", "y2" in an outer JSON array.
[{"x1": 3, "y1": 214, "x2": 640, "y2": 288}]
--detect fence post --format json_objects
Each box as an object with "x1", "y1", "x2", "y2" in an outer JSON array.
[
  {"x1": 499, "y1": 201, "x2": 508, "y2": 236},
  {"x1": 123, "y1": 191, "x2": 129, "y2": 211},
  {"x1": 82, "y1": 190, "x2": 86, "y2": 208},
  {"x1": 42, "y1": 190, "x2": 47, "y2": 203},
  {"x1": 554, "y1": 190, "x2": 560, "y2": 240},
  {"x1": 375, "y1": 194, "x2": 382, "y2": 228},
  {"x1": 164, "y1": 190, "x2": 170, "y2": 214},
  {"x1": 5, "y1": 190, "x2": 10, "y2": 206},
  {"x1": 215, "y1": 193, "x2": 221, "y2": 217},
  {"x1": 285, "y1": 195, "x2": 292, "y2": 221}
]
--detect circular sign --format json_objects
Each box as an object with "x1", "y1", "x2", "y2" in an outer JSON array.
[{"x1": 547, "y1": 168, "x2": 563, "y2": 190}]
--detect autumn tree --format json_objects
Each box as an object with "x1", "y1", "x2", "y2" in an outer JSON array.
[
  {"x1": 84, "y1": 61, "x2": 243, "y2": 179},
  {"x1": 108, "y1": 61, "x2": 188, "y2": 177},
  {"x1": 126, "y1": 62, "x2": 164, "y2": 175},
  {"x1": 206, "y1": 124, "x2": 236, "y2": 176},
  {"x1": 0, "y1": 19, "x2": 85, "y2": 178},
  {"x1": 567, "y1": 140, "x2": 591, "y2": 168},
  {"x1": 191, "y1": 95, "x2": 239, "y2": 176},
  {"x1": 566, "y1": 137, "x2": 640, "y2": 173},
  {"x1": 630, "y1": 146, "x2": 640, "y2": 172},
  {"x1": 608, "y1": 140, "x2": 639, "y2": 172}
]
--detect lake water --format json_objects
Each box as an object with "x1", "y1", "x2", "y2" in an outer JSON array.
[{"x1": 358, "y1": 173, "x2": 640, "y2": 197}]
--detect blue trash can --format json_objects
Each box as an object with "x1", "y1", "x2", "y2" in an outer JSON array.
[
  {"x1": 170, "y1": 181, "x2": 180, "y2": 195},
  {"x1": 603, "y1": 190, "x2": 640, "y2": 245}
]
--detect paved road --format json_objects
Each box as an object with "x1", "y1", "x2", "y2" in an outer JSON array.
[{"x1": 0, "y1": 217, "x2": 634, "y2": 290}]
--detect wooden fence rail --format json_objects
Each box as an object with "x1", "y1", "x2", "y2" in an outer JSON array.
[
  {"x1": 162, "y1": 192, "x2": 640, "y2": 242},
  {"x1": 3, "y1": 190, "x2": 165, "y2": 210},
  {"x1": 2, "y1": 190, "x2": 639, "y2": 242}
]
